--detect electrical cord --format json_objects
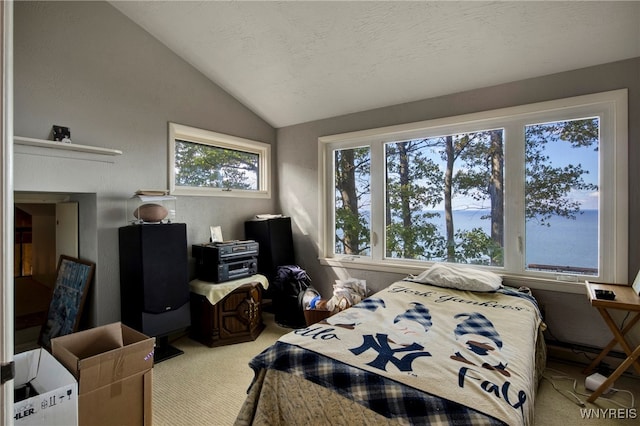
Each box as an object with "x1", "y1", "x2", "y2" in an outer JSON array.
[
  {"x1": 619, "y1": 311, "x2": 631, "y2": 330},
  {"x1": 542, "y1": 368, "x2": 586, "y2": 407},
  {"x1": 606, "y1": 387, "x2": 635, "y2": 409},
  {"x1": 543, "y1": 367, "x2": 635, "y2": 409}
]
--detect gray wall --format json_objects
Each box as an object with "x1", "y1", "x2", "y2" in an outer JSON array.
[
  {"x1": 13, "y1": 1, "x2": 640, "y2": 351},
  {"x1": 277, "y1": 58, "x2": 640, "y2": 349},
  {"x1": 13, "y1": 1, "x2": 277, "y2": 326}
]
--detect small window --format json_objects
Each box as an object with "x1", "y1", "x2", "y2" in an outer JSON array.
[{"x1": 169, "y1": 123, "x2": 270, "y2": 198}]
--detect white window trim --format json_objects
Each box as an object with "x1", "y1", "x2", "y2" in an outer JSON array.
[
  {"x1": 168, "y1": 122, "x2": 271, "y2": 198},
  {"x1": 318, "y1": 89, "x2": 628, "y2": 293}
]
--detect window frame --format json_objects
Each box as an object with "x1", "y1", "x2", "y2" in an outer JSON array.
[
  {"x1": 168, "y1": 122, "x2": 271, "y2": 198},
  {"x1": 319, "y1": 89, "x2": 628, "y2": 292}
]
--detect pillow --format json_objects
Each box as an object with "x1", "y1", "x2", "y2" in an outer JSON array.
[{"x1": 411, "y1": 263, "x2": 502, "y2": 292}]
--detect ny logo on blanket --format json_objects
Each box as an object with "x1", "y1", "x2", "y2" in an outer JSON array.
[{"x1": 329, "y1": 297, "x2": 510, "y2": 377}]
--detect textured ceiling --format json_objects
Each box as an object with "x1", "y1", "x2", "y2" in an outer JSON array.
[{"x1": 110, "y1": 1, "x2": 640, "y2": 128}]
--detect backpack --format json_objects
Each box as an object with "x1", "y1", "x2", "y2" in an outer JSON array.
[{"x1": 272, "y1": 265, "x2": 314, "y2": 328}]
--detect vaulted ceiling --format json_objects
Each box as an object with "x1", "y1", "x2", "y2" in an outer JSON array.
[{"x1": 110, "y1": 1, "x2": 640, "y2": 128}]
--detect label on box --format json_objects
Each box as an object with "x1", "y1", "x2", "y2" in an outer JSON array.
[
  {"x1": 14, "y1": 349, "x2": 78, "y2": 426},
  {"x1": 14, "y1": 384, "x2": 77, "y2": 425}
]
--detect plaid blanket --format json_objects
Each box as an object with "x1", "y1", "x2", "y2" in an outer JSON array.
[
  {"x1": 250, "y1": 341, "x2": 503, "y2": 425},
  {"x1": 249, "y1": 281, "x2": 543, "y2": 425}
]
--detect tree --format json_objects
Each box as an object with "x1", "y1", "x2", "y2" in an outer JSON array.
[
  {"x1": 335, "y1": 147, "x2": 370, "y2": 255},
  {"x1": 525, "y1": 119, "x2": 598, "y2": 225},
  {"x1": 334, "y1": 117, "x2": 599, "y2": 268},
  {"x1": 386, "y1": 140, "x2": 444, "y2": 259},
  {"x1": 454, "y1": 129, "x2": 504, "y2": 264},
  {"x1": 174, "y1": 140, "x2": 258, "y2": 190}
]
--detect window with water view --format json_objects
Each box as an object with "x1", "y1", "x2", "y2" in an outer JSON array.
[
  {"x1": 524, "y1": 119, "x2": 599, "y2": 275},
  {"x1": 327, "y1": 90, "x2": 627, "y2": 283}
]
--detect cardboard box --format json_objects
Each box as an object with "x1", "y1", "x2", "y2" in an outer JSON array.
[
  {"x1": 51, "y1": 322, "x2": 155, "y2": 426},
  {"x1": 14, "y1": 348, "x2": 78, "y2": 426}
]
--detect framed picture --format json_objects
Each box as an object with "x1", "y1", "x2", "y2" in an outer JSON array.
[
  {"x1": 210, "y1": 225, "x2": 223, "y2": 243},
  {"x1": 633, "y1": 270, "x2": 640, "y2": 296},
  {"x1": 39, "y1": 255, "x2": 95, "y2": 349}
]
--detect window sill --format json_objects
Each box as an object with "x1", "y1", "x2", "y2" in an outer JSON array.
[
  {"x1": 171, "y1": 186, "x2": 271, "y2": 199},
  {"x1": 319, "y1": 257, "x2": 590, "y2": 295}
]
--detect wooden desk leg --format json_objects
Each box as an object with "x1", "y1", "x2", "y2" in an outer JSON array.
[
  {"x1": 587, "y1": 344, "x2": 640, "y2": 403},
  {"x1": 589, "y1": 308, "x2": 640, "y2": 375},
  {"x1": 584, "y1": 311, "x2": 640, "y2": 374}
]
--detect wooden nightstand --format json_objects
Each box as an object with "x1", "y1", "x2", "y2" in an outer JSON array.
[
  {"x1": 583, "y1": 281, "x2": 640, "y2": 402},
  {"x1": 189, "y1": 276, "x2": 268, "y2": 347}
]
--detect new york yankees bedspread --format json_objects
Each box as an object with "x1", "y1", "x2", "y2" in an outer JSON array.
[{"x1": 236, "y1": 280, "x2": 546, "y2": 426}]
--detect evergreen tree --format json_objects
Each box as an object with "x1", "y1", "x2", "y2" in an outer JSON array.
[
  {"x1": 334, "y1": 118, "x2": 598, "y2": 268},
  {"x1": 335, "y1": 147, "x2": 370, "y2": 255},
  {"x1": 174, "y1": 140, "x2": 258, "y2": 190}
]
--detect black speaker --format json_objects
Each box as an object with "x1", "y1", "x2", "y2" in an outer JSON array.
[
  {"x1": 245, "y1": 217, "x2": 295, "y2": 282},
  {"x1": 118, "y1": 223, "x2": 190, "y2": 338}
]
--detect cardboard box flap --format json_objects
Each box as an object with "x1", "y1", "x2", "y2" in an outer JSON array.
[
  {"x1": 30, "y1": 348, "x2": 77, "y2": 394},
  {"x1": 14, "y1": 350, "x2": 40, "y2": 386},
  {"x1": 52, "y1": 322, "x2": 124, "y2": 361},
  {"x1": 50, "y1": 342, "x2": 82, "y2": 380},
  {"x1": 51, "y1": 322, "x2": 155, "y2": 394},
  {"x1": 122, "y1": 325, "x2": 154, "y2": 346}
]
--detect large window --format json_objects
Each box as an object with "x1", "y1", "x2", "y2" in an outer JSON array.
[
  {"x1": 320, "y1": 90, "x2": 628, "y2": 288},
  {"x1": 169, "y1": 123, "x2": 271, "y2": 198}
]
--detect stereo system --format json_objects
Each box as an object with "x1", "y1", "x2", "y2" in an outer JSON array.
[
  {"x1": 215, "y1": 257, "x2": 258, "y2": 282},
  {"x1": 192, "y1": 240, "x2": 258, "y2": 283}
]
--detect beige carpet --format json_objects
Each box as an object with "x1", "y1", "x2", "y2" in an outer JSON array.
[
  {"x1": 152, "y1": 312, "x2": 290, "y2": 425},
  {"x1": 153, "y1": 312, "x2": 639, "y2": 425},
  {"x1": 535, "y1": 360, "x2": 639, "y2": 426}
]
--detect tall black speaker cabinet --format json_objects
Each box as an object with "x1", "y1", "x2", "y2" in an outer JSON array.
[
  {"x1": 245, "y1": 216, "x2": 295, "y2": 283},
  {"x1": 119, "y1": 223, "x2": 190, "y2": 362}
]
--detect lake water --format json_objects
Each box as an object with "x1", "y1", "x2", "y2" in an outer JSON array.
[
  {"x1": 444, "y1": 209, "x2": 598, "y2": 270},
  {"x1": 340, "y1": 209, "x2": 598, "y2": 271}
]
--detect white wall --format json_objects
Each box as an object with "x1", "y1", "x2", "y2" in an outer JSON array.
[
  {"x1": 13, "y1": 1, "x2": 277, "y2": 326},
  {"x1": 277, "y1": 58, "x2": 640, "y2": 351}
]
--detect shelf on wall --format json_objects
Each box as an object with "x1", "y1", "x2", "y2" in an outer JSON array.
[{"x1": 14, "y1": 136, "x2": 123, "y2": 156}]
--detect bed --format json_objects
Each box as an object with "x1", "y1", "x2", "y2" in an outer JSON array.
[{"x1": 235, "y1": 265, "x2": 546, "y2": 426}]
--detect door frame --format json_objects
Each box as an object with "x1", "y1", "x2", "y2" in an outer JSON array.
[{"x1": 1, "y1": 0, "x2": 14, "y2": 423}]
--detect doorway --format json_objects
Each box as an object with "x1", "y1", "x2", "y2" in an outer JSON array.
[{"x1": 13, "y1": 197, "x2": 78, "y2": 352}]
